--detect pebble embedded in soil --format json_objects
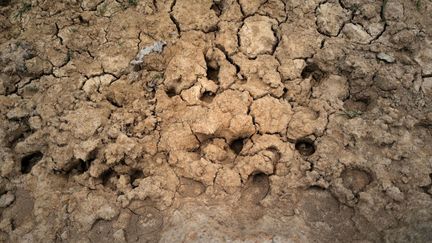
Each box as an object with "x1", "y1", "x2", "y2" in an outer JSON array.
[{"x1": 377, "y1": 52, "x2": 395, "y2": 63}]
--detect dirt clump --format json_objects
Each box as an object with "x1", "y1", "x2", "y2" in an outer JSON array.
[{"x1": 0, "y1": 0, "x2": 432, "y2": 242}]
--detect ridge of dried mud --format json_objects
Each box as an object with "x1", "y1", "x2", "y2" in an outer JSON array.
[{"x1": 1, "y1": 0, "x2": 432, "y2": 242}]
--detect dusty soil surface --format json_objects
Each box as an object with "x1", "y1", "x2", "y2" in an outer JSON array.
[{"x1": 1, "y1": 0, "x2": 432, "y2": 242}]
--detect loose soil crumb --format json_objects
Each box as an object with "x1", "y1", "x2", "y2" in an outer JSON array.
[{"x1": 1, "y1": 0, "x2": 432, "y2": 242}]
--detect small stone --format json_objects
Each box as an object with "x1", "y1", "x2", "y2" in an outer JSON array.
[
  {"x1": 377, "y1": 52, "x2": 395, "y2": 63},
  {"x1": 0, "y1": 192, "x2": 15, "y2": 208},
  {"x1": 342, "y1": 23, "x2": 373, "y2": 44}
]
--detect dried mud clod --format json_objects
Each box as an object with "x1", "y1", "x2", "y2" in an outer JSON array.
[
  {"x1": 0, "y1": 0, "x2": 432, "y2": 241},
  {"x1": 341, "y1": 168, "x2": 372, "y2": 194}
]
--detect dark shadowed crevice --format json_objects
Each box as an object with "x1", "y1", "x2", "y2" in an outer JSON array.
[
  {"x1": 200, "y1": 91, "x2": 216, "y2": 103},
  {"x1": 301, "y1": 62, "x2": 326, "y2": 82},
  {"x1": 206, "y1": 57, "x2": 220, "y2": 83},
  {"x1": 230, "y1": 138, "x2": 246, "y2": 155},
  {"x1": 343, "y1": 96, "x2": 371, "y2": 112},
  {"x1": 165, "y1": 87, "x2": 177, "y2": 97},
  {"x1": 207, "y1": 65, "x2": 220, "y2": 82},
  {"x1": 75, "y1": 159, "x2": 91, "y2": 173},
  {"x1": 0, "y1": 0, "x2": 11, "y2": 6},
  {"x1": 295, "y1": 138, "x2": 316, "y2": 156},
  {"x1": 100, "y1": 168, "x2": 118, "y2": 191},
  {"x1": 21, "y1": 151, "x2": 43, "y2": 174},
  {"x1": 130, "y1": 169, "x2": 145, "y2": 188},
  {"x1": 211, "y1": 0, "x2": 224, "y2": 17}
]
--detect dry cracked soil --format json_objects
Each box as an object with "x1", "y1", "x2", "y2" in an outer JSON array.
[{"x1": 1, "y1": 0, "x2": 432, "y2": 242}]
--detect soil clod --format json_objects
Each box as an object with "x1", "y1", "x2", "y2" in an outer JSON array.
[
  {"x1": 0, "y1": 0, "x2": 431, "y2": 241},
  {"x1": 342, "y1": 168, "x2": 372, "y2": 193}
]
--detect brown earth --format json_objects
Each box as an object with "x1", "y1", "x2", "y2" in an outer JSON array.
[{"x1": 1, "y1": 0, "x2": 432, "y2": 242}]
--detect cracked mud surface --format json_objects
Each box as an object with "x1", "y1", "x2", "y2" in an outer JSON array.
[{"x1": 1, "y1": 0, "x2": 432, "y2": 242}]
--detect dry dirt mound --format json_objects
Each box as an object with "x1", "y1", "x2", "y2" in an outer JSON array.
[{"x1": 1, "y1": 0, "x2": 432, "y2": 242}]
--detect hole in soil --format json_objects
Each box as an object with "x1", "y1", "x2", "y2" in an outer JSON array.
[
  {"x1": 301, "y1": 63, "x2": 326, "y2": 82},
  {"x1": 206, "y1": 24, "x2": 219, "y2": 33},
  {"x1": 308, "y1": 185, "x2": 326, "y2": 190},
  {"x1": 230, "y1": 138, "x2": 246, "y2": 155},
  {"x1": 77, "y1": 15, "x2": 89, "y2": 25},
  {"x1": 210, "y1": 0, "x2": 224, "y2": 17},
  {"x1": 165, "y1": 87, "x2": 176, "y2": 97},
  {"x1": 341, "y1": 168, "x2": 372, "y2": 193},
  {"x1": 251, "y1": 172, "x2": 268, "y2": 184},
  {"x1": 0, "y1": 0, "x2": 10, "y2": 6},
  {"x1": 343, "y1": 97, "x2": 371, "y2": 112},
  {"x1": 241, "y1": 172, "x2": 270, "y2": 204},
  {"x1": 101, "y1": 169, "x2": 113, "y2": 184},
  {"x1": 295, "y1": 138, "x2": 316, "y2": 156},
  {"x1": 100, "y1": 168, "x2": 117, "y2": 190},
  {"x1": 71, "y1": 149, "x2": 97, "y2": 174},
  {"x1": 74, "y1": 159, "x2": 91, "y2": 173},
  {"x1": 21, "y1": 151, "x2": 43, "y2": 174},
  {"x1": 130, "y1": 169, "x2": 145, "y2": 188},
  {"x1": 200, "y1": 91, "x2": 216, "y2": 103},
  {"x1": 178, "y1": 177, "x2": 205, "y2": 197},
  {"x1": 206, "y1": 63, "x2": 220, "y2": 82},
  {"x1": 11, "y1": 219, "x2": 16, "y2": 230}
]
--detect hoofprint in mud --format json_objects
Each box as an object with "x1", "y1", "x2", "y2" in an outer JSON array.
[{"x1": 1, "y1": 0, "x2": 432, "y2": 242}]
